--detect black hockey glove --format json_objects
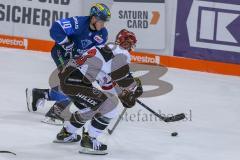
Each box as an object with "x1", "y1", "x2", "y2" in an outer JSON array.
[
  {"x1": 133, "y1": 77, "x2": 143, "y2": 98},
  {"x1": 117, "y1": 77, "x2": 143, "y2": 108},
  {"x1": 119, "y1": 90, "x2": 136, "y2": 108},
  {"x1": 61, "y1": 41, "x2": 77, "y2": 59}
]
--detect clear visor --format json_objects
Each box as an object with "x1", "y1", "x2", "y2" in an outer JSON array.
[{"x1": 95, "y1": 16, "x2": 110, "y2": 22}]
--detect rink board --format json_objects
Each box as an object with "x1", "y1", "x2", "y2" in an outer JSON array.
[{"x1": 0, "y1": 33, "x2": 240, "y2": 76}]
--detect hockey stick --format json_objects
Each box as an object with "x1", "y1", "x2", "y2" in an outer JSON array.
[
  {"x1": 136, "y1": 99, "x2": 185, "y2": 122},
  {"x1": 107, "y1": 108, "x2": 127, "y2": 135},
  {"x1": 108, "y1": 99, "x2": 186, "y2": 135},
  {"x1": 0, "y1": 151, "x2": 16, "y2": 155}
]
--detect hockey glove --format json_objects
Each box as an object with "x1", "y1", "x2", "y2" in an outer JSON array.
[
  {"x1": 133, "y1": 77, "x2": 143, "y2": 98},
  {"x1": 61, "y1": 41, "x2": 77, "y2": 59},
  {"x1": 119, "y1": 89, "x2": 136, "y2": 108}
]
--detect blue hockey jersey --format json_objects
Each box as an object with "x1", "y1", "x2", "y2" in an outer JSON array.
[{"x1": 50, "y1": 16, "x2": 108, "y2": 55}]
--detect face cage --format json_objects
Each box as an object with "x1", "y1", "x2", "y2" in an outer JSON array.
[{"x1": 119, "y1": 40, "x2": 136, "y2": 51}]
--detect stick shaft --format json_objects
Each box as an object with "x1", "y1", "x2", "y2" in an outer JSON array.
[{"x1": 108, "y1": 108, "x2": 127, "y2": 135}]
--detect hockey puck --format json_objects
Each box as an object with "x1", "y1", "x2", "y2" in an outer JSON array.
[{"x1": 171, "y1": 132, "x2": 178, "y2": 137}]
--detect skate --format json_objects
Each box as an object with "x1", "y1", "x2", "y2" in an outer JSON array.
[
  {"x1": 41, "y1": 117, "x2": 63, "y2": 126},
  {"x1": 79, "y1": 130, "x2": 108, "y2": 155},
  {"x1": 41, "y1": 104, "x2": 64, "y2": 126},
  {"x1": 26, "y1": 88, "x2": 49, "y2": 112},
  {"x1": 53, "y1": 127, "x2": 81, "y2": 143}
]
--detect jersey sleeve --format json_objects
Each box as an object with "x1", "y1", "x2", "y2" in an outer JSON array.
[{"x1": 50, "y1": 17, "x2": 78, "y2": 45}]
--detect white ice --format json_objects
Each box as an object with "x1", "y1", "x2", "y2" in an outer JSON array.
[{"x1": 0, "y1": 47, "x2": 240, "y2": 160}]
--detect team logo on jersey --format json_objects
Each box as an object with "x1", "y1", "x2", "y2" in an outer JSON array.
[
  {"x1": 81, "y1": 39, "x2": 93, "y2": 49},
  {"x1": 94, "y1": 35, "x2": 104, "y2": 44}
]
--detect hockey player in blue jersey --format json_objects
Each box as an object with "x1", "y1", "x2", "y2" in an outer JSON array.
[{"x1": 26, "y1": 3, "x2": 111, "y2": 125}]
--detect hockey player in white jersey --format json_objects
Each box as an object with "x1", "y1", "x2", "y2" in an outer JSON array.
[{"x1": 54, "y1": 29, "x2": 143, "y2": 155}]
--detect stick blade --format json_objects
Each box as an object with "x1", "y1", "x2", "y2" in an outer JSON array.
[
  {"x1": 0, "y1": 151, "x2": 16, "y2": 156},
  {"x1": 164, "y1": 113, "x2": 186, "y2": 122}
]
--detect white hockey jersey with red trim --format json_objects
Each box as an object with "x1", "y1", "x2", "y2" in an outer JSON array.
[{"x1": 77, "y1": 44, "x2": 131, "y2": 93}]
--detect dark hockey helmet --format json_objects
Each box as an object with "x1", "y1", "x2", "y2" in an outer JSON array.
[
  {"x1": 116, "y1": 29, "x2": 137, "y2": 51},
  {"x1": 90, "y1": 3, "x2": 111, "y2": 22}
]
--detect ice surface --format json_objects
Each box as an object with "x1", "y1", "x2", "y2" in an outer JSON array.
[{"x1": 0, "y1": 47, "x2": 240, "y2": 160}]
